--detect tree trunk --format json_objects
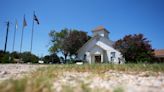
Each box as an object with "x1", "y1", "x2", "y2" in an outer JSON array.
[{"x1": 64, "y1": 54, "x2": 67, "y2": 64}]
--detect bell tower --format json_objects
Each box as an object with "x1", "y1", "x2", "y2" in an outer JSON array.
[{"x1": 92, "y1": 26, "x2": 110, "y2": 39}]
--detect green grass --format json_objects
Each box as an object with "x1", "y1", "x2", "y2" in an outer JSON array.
[
  {"x1": 113, "y1": 87, "x2": 124, "y2": 92},
  {"x1": 0, "y1": 63, "x2": 164, "y2": 92},
  {"x1": 44, "y1": 63, "x2": 164, "y2": 73}
]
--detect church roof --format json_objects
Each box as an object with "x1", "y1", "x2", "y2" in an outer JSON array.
[
  {"x1": 77, "y1": 26, "x2": 113, "y2": 53},
  {"x1": 77, "y1": 35, "x2": 114, "y2": 53},
  {"x1": 154, "y1": 49, "x2": 164, "y2": 57},
  {"x1": 92, "y1": 26, "x2": 110, "y2": 33},
  {"x1": 77, "y1": 35, "x2": 100, "y2": 53}
]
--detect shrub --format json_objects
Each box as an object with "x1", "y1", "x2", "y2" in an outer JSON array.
[
  {"x1": 21, "y1": 52, "x2": 39, "y2": 63},
  {"x1": 43, "y1": 53, "x2": 60, "y2": 64},
  {"x1": 0, "y1": 50, "x2": 10, "y2": 63}
]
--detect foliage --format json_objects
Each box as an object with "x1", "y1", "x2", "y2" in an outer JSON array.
[
  {"x1": 0, "y1": 50, "x2": 41, "y2": 63},
  {"x1": 20, "y1": 52, "x2": 39, "y2": 63},
  {"x1": 10, "y1": 51, "x2": 21, "y2": 63},
  {"x1": 43, "y1": 53, "x2": 60, "y2": 64},
  {"x1": 64, "y1": 30, "x2": 91, "y2": 57},
  {"x1": 114, "y1": 34, "x2": 154, "y2": 63},
  {"x1": 49, "y1": 29, "x2": 69, "y2": 63},
  {"x1": 0, "y1": 50, "x2": 10, "y2": 63},
  {"x1": 10, "y1": 51, "x2": 20, "y2": 59},
  {"x1": 49, "y1": 29, "x2": 90, "y2": 63}
]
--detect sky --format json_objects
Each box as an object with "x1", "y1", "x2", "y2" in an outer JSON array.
[{"x1": 0, "y1": 0, "x2": 164, "y2": 57}]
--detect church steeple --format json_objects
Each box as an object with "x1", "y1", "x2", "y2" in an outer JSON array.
[{"x1": 92, "y1": 26, "x2": 110, "y2": 39}]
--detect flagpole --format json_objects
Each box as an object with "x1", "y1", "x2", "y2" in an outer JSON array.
[
  {"x1": 12, "y1": 20, "x2": 17, "y2": 52},
  {"x1": 4, "y1": 21, "x2": 9, "y2": 53},
  {"x1": 20, "y1": 15, "x2": 27, "y2": 54},
  {"x1": 30, "y1": 11, "x2": 35, "y2": 53},
  {"x1": 20, "y1": 23, "x2": 24, "y2": 54}
]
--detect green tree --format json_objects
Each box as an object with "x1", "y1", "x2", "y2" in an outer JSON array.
[
  {"x1": 49, "y1": 29, "x2": 69, "y2": 63},
  {"x1": 114, "y1": 34, "x2": 154, "y2": 63},
  {"x1": 49, "y1": 29, "x2": 90, "y2": 63},
  {"x1": 10, "y1": 51, "x2": 20, "y2": 63},
  {"x1": 21, "y1": 52, "x2": 39, "y2": 63},
  {"x1": 43, "y1": 53, "x2": 60, "y2": 64},
  {"x1": 10, "y1": 51, "x2": 20, "y2": 59},
  {"x1": 0, "y1": 50, "x2": 10, "y2": 63},
  {"x1": 64, "y1": 30, "x2": 90, "y2": 58}
]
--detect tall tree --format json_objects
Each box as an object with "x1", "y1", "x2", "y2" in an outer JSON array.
[
  {"x1": 49, "y1": 29, "x2": 69, "y2": 63},
  {"x1": 64, "y1": 30, "x2": 90, "y2": 57},
  {"x1": 49, "y1": 29, "x2": 90, "y2": 63},
  {"x1": 114, "y1": 34, "x2": 154, "y2": 63}
]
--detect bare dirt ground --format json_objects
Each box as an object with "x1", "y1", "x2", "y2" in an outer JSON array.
[
  {"x1": 53, "y1": 71, "x2": 164, "y2": 92},
  {"x1": 0, "y1": 64, "x2": 45, "y2": 80},
  {"x1": 0, "y1": 64, "x2": 164, "y2": 92}
]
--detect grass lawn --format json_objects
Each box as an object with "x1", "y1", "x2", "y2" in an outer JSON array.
[{"x1": 0, "y1": 63, "x2": 164, "y2": 92}]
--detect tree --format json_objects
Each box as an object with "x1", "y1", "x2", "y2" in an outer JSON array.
[
  {"x1": 0, "y1": 50, "x2": 10, "y2": 63},
  {"x1": 64, "y1": 30, "x2": 90, "y2": 57},
  {"x1": 10, "y1": 51, "x2": 20, "y2": 59},
  {"x1": 49, "y1": 29, "x2": 69, "y2": 63},
  {"x1": 0, "y1": 51, "x2": 39, "y2": 63},
  {"x1": 49, "y1": 28, "x2": 90, "y2": 63},
  {"x1": 43, "y1": 53, "x2": 60, "y2": 64},
  {"x1": 10, "y1": 51, "x2": 21, "y2": 63},
  {"x1": 21, "y1": 52, "x2": 39, "y2": 63},
  {"x1": 114, "y1": 34, "x2": 154, "y2": 63}
]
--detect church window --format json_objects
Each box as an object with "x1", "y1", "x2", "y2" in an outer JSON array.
[
  {"x1": 84, "y1": 54, "x2": 86, "y2": 60},
  {"x1": 111, "y1": 52, "x2": 115, "y2": 58}
]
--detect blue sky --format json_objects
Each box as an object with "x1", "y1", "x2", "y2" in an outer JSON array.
[{"x1": 0, "y1": 0, "x2": 164, "y2": 57}]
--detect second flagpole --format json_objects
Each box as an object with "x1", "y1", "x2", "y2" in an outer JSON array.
[
  {"x1": 20, "y1": 15, "x2": 27, "y2": 54},
  {"x1": 20, "y1": 22, "x2": 25, "y2": 54},
  {"x1": 12, "y1": 20, "x2": 17, "y2": 52},
  {"x1": 30, "y1": 11, "x2": 35, "y2": 53}
]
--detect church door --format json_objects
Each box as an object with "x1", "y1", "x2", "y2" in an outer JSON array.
[{"x1": 95, "y1": 55, "x2": 101, "y2": 63}]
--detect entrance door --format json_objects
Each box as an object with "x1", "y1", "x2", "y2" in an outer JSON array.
[{"x1": 95, "y1": 55, "x2": 101, "y2": 63}]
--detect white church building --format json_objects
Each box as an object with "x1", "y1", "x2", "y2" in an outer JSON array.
[{"x1": 77, "y1": 26, "x2": 125, "y2": 64}]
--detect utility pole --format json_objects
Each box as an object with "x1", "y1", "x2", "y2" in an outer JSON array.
[{"x1": 4, "y1": 21, "x2": 9, "y2": 53}]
